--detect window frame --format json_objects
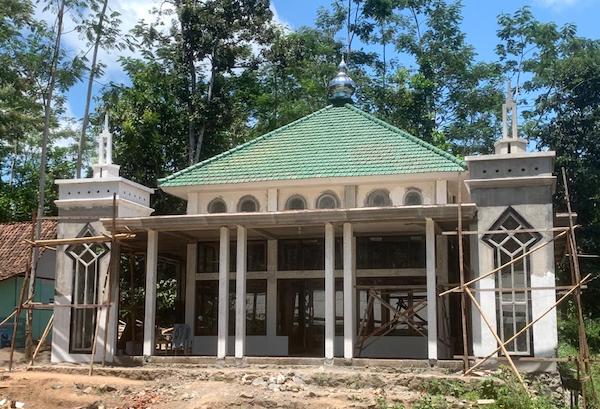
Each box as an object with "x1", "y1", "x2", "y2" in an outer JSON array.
[
  {"x1": 207, "y1": 198, "x2": 227, "y2": 213},
  {"x1": 403, "y1": 188, "x2": 423, "y2": 206},
  {"x1": 285, "y1": 194, "x2": 308, "y2": 210},
  {"x1": 365, "y1": 189, "x2": 392, "y2": 207},
  {"x1": 316, "y1": 192, "x2": 340, "y2": 209},
  {"x1": 67, "y1": 224, "x2": 109, "y2": 354},
  {"x1": 238, "y1": 195, "x2": 260, "y2": 212},
  {"x1": 482, "y1": 207, "x2": 542, "y2": 356}
]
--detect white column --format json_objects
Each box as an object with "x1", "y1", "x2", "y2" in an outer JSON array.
[
  {"x1": 143, "y1": 230, "x2": 158, "y2": 356},
  {"x1": 266, "y1": 240, "x2": 278, "y2": 337},
  {"x1": 185, "y1": 243, "x2": 197, "y2": 330},
  {"x1": 436, "y1": 180, "x2": 448, "y2": 204},
  {"x1": 343, "y1": 223, "x2": 355, "y2": 359},
  {"x1": 217, "y1": 226, "x2": 230, "y2": 359},
  {"x1": 324, "y1": 223, "x2": 335, "y2": 360},
  {"x1": 235, "y1": 226, "x2": 247, "y2": 358},
  {"x1": 436, "y1": 235, "x2": 449, "y2": 358},
  {"x1": 267, "y1": 188, "x2": 278, "y2": 211},
  {"x1": 425, "y1": 218, "x2": 438, "y2": 361}
]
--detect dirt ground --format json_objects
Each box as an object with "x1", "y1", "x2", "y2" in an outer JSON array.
[{"x1": 0, "y1": 348, "x2": 487, "y2": 409}]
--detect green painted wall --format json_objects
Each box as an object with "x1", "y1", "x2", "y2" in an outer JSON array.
[{"x1": 0, "y1": 277, "x2": 54, "y2": 347}]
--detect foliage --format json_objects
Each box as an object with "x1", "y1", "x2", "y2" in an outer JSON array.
[{"x1": 375, "y1": 396, "x2": 405, "y2": 409}]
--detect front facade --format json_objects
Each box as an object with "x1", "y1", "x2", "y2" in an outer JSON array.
[{"x1": 50, "y1": 64, "x2": 559, "y2": 369}]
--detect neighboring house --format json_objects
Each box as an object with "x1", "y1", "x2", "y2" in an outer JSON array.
[
  {"x1": 0, "y1": 221, "x2": 56, "y2": 347},
  {"x1": 50, "y1": 62, "x2": 559, "y2": 371}
]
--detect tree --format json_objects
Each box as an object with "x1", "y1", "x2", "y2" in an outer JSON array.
[
  {"x1": 134, "y1": 0, "x2": 275, "y2": 165},
  {"x1": 496, "y1": 8, "x2": 600, "y2": 315},
  {"x1": 318, "y1": 0, "x2": 504, "y2": 154},
  {"x1": 75, "y1": 0, "x2": 124, "y2": 177}
]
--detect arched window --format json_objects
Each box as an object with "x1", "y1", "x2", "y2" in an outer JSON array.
[
  {"x1": 207, "y1": 198, "x2": 227, "y2": 213},
  {"x1": 482, "y1": 207, "x2": 542, "y2": 355},
  {"x1": 238, "y1": 195, "x2": 259, "y2": 212},
  {"x1": 404, "y1": 189, "x2": 423, "y2": 206},
  {"x1": 365, "y1": 189, "x2": 392, "y2": 207},
  {"x1": 316, "y1": 192, "x2": 340, "y2": 209},
  {"x1": 67, "y1": 224, "x2": 108, "y2": 352},
  {"x1": 285, "y1": 195, "x2": 307, "y2": 210}
]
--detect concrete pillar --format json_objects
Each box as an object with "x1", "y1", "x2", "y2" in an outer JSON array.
[
  {"x1": 185, "y1": 243, "x2": 197, "y2": 331},
  {"x1": 266, "y1": 240, "x2": 277, "y2": 337},
  {"x1": 267, "y1": 188, "x2": 278, "y2": 211},
  {"x1": 436, "y1": 235, "x2": 449, "y2": 358},
  {"x1": 425, "y1": 218, "x2": 437, "y2": 361},
  {"x1": 217, "y1": 226, "x2": 230, "y2": 359},
  {"x1": 324, "y1": 223, "x2": 335, "y2": 359},
  {"x1": 235, "y1": 226, "x2": 247, "y2": 358},
  {"x1": 343, "y1": 223, "x2": 355, "y2": 359},
  {"x1": 436, "y1": 180, "x2": 448, "y2": 204},
  {"x1": 143, "y1": 230, "x2": 158, "y2": 357}
]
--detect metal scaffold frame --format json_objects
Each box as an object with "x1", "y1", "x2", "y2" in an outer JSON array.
[
  {"x1": 6, "y1": 194, "x2": 135, "y2": 375},
  {"x1": 439, "y1": 168, "x2": 597, "y2": 406}
]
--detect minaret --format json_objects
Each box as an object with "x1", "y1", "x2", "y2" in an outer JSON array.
[
  {"x1": 52, "y1": 112, "x2": 154, "y2": 364},
  {"x1": 92, "y1": 113, "x2": 120, "y2": 178},
  {"x1": 328, "y1": 58, "x2": 356, "y2": 104},
  {"x1": 494, "y1": 80, "x2": 528, "y2": 155}
]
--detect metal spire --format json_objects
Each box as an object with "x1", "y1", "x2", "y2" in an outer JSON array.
[{"x1": 328, "y1": 57, "x2": 356, "y2": 104}]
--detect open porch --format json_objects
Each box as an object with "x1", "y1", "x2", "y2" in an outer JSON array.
[{"x1": 106, "y1": 204, "x2": 476, "y2": 361}]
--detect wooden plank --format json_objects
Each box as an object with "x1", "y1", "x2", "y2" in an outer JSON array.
[
  {"x1": 442, "y1": 226, "x2": 571, "y2": 236},
  {"x1": 28, "y1": 233, "x2": 135, "y2": 247}
]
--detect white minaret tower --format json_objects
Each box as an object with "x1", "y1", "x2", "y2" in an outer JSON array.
[
  {"x1": 92, "y1": 113, "x2": 120, "y2": 178},
  {"x1": 52, "y1": 113, "x2": 154, "y2": 364},
  {"x1": 495, "y1": 80, "x2": 528, "y2": 155}
]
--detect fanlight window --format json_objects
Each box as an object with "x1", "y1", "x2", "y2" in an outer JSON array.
[
  {"x1": 67, "y1": 225, "x2": 108, "y2": 353},
  {"x1": 404, "y1": 189, "x2": 423, "y2": 206},
  {"x1": 365, "y1": 189, "x2": 392, "y2": 207},
  {"x1": 482, "y1": 208, "x2": 542, "y2": 355},
  {"x1": 238, "y1": 195, "x2": 259, "y2": 212},
  {"x1": 285, "y1": 195, "x2": 307, "y2": 210},
  {"x1": 316, "y1": 192, "x2": 339, "y2": 209},
  {"x1": 207, "y1": 198, "x2": 227, "y2": 214}
]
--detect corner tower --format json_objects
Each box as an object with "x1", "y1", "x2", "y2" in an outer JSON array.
[
  {"x1": 51, "y1": 115, "x2": 154, "y2": 363},
  {"x1": 465, "y1": 83, "x2": 557, "y2": 370}
]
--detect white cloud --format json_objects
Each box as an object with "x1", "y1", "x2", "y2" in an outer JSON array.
[
  {"x1": 534, "y1": 0, "x2": 579, "y2": 9},
  {"x1": 270, "y1": 2, "x2": 292, "y2": 32}
]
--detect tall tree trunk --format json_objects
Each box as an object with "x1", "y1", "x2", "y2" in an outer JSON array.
[
  {"x1": 76, "y1": 0, "x2": 109, "y2": 178},
  {"x1": 26, "y1": 0, "x2": 66, "y2": 358},
  {"x1": 176, "y1": 0, "x2": 198, "y2": 166},
  {"x1": 193, "y1": 50, "x2": 216, "y2": 164}
]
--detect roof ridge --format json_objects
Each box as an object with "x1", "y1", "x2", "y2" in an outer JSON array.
[
  {"x1": 159, "y1": 105, "x2": 334, "y2": 184},
  {"x1": 344, "y1": 104, "x2": 466, "y2": 168}
]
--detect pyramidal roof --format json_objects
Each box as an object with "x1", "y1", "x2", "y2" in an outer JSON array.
[{"x1": 159, "y1": 104, "x2": 465, "y2": 187}]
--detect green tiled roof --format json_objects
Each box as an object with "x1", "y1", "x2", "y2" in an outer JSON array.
[{"x1": 159, "y1": 104, "x2": 465, "y2": 187}]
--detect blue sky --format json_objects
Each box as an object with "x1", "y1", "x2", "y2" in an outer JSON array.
[{"x1": 57, "y1": 0, "x2": 600, "y2": 123}]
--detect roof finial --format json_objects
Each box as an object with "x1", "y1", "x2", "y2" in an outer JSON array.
[
  {"x1": 328, "y1": 57, "x2": 356, "y2": 104},
  {"x1": 502, "y1": 79, "x2": 518, "y2": 140},
  {"x1": 98, "y1": 112, "x2": 113, "y2": 165},
  {"x1": 495, "y1": 79, "x2": 527, "y2": 154}
]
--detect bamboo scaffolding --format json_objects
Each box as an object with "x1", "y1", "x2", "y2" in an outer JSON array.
[
  {"x1": 465, "y1": 274, "x2": 591, "y2": 376},
  {"x1": 28, "y1": 233, "x2": 135, "y2": 247},
  {"x1": 439, "y1": 229, "x2": 569, "y2": 297},
  {"x1": 561, "y1": 167, "x2": 597, "y2": 406},
  {"x1": 442, "y1": 226, "x2": 572, "y2": 236},
  {"x1": 8, "y1": 214, "x2": 36, "y2": 371},
  {"x1": 102, "y1": 193, "x2": 118, "y2": 365},
  {"x1": 27, "y1": 313, "x2": 53, "y2": 369},
  {"x1": 464, "y1": 286, "x2": 529, "y2": 392},
  {"x1": 435, "y1": 167, "x2": 596, "y2": 406},
  {"x1": 457, "y1": 174, "x2": 470, "y2": 372},
  {"x1": 8, "y1": 196, "x2": 120, "y2": 373}
]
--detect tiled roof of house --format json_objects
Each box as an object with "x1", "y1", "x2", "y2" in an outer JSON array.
[
  {"x1": 0, "y1": 221, "x2": 57, "y2": 281},
  {"x1": 159, "y1": 104, "x2": 465, "y2": 187}
]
